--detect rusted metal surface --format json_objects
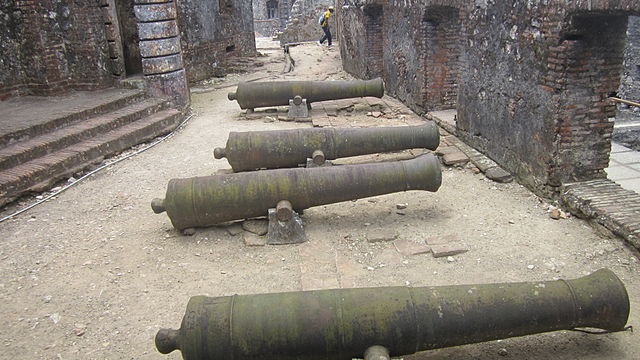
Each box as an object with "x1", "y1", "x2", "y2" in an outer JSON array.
[
  {"x1": 227, "y1": 78, "x2": 384, "y2": 109},
  {"x1": 214, "y1": 123, "x2": 439, "y2": 172},
  {"x1": 155, "y1": 268, "x2": 630, "y2": 359},
  {"x1": 152, "y1": 154, "x2": 441, "y2": 230}
]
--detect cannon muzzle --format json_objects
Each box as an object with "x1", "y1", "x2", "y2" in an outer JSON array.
[
  {"x1": 228, "y1": 78, "x2": 384, "y2": 109},
  {"x1": 156, "y1": 268, "x2": 630, "y2": 359},
  {"x1": 152, "y1": 154, "x2": 441, "y2": 230},
  {"x1": 214, "y1": 123, "x2": 440, "y2": 172}
]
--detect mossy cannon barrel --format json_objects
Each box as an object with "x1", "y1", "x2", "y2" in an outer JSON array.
[
  {"x1": 214, "y1": 123, "x2": 439, "y2": 172},
  {"x1": 151, "y1": 154, "x2": 441, "y2": 230},
  {"x1": 155, "y1": 269, "x2": 630, "y2": 359},
  {"x1": 227, "y1": 78, "x2": 384, "y2": 110}
]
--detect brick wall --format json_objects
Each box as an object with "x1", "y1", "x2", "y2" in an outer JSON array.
[
  {"x1": 339, "y1": 0, "x2": 640, "y2": 196},
  {"x1": 420, "y1": 6, "x2": 461, "y2": 111},
  {"x1": 619, "y1": 15, "x2": 640, "y2": 124},
  {"x1": 176, "y1": 0, "x2": 256, "y2": 82},
  {"x1": 0, "y1": 0, "x2": 113, "y2": 99},
  {"x1": 338, "y1": 3, "x2": 382, "y2": 79},
  {"x1": 546, "y1": 14, "x2": 626, "y2": 185}
]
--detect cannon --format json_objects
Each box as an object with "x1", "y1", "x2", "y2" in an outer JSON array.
[
  {"x1": 214, "y1": 123, "x2": 440, "y2": 172},
  {"x1": 155, "y1": 268, "x2": 630, "y2": 360},
  {"x1": 151, "y1": 154, "x2": 441, "y2": 230},
  {"x1": 227, "y1": 78, "x2": 384, "y2": 110}
]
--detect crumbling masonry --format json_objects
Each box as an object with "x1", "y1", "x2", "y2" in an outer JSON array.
[
  {"x1": 339, "y1": 0, "x2": 640, "y2": 196},
  {"x1": 0, "y1": 0, "x2": 255, "y2": 102}
]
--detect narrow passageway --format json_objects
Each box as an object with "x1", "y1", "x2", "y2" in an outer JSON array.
[{"x1": 1, "y1": 40, "x2": 639, "y2": 360}]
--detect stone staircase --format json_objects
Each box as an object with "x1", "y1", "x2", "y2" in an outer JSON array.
[{"x1": 0, "y1": 90, "x2": 183, "y2": 206}]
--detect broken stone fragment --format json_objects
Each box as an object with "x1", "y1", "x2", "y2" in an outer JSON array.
[
  {"x1": 485, "y1": 167, "x2": 513, "y2": 183},
  {"x1": 366, "y1": 229, "x2": 399, "y2": 243},
  {"x1": 225, "y1": 223, "x2": 244, "y2": 236},
  {"x1": 242, "y1": 219, "x2": 269, "y2": 236},
  {"x1": 435, "y1": 146, "x2": 459, "y2": 156},
  {"x1": 442, "y1": 151, "x2": 469, "y2": 166},
  {"x1": 549, "y1": 208, "x2": 562, "y2": 220},
  {"x1": 431, "y1": 243, "x2": 469, "y2": 258},
  {"x1": 393, "y1": 239, "x2": 431, "y2": 256}
]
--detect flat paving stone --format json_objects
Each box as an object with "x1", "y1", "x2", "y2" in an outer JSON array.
[
  {"x1": 442, "y1": 151, "x2": 469, "y2": 165},
  {"x1": 605, "y1": 166, "x2": 640, "y2": 181},
  {"x1": 611, "y1": 142, "x2": 632, "y2": 153},
  {"x1": 610, "y1": 151, "x2": 640, "y2": 164},
  {"x1": 485, "y1": 167, "x2": 514, "y2": 183},
  {"x1": 393, "y1": 239, "x2": 431, "y2": 256},
  {"x1": 430, "y1": 243, "x2": 469, "y2": 258},
  {"x1": 615, "y1": 179, "x2": 640, "y2": 194}
]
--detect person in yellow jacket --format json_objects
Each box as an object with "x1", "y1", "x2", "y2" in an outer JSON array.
[{"x1": 319, "y1": 6, "x2": 335, "y2": 47}]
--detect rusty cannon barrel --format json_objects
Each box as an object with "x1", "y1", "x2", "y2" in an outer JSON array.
[
  {"x1": 151, "y1": 154, "x2": 441, "y2": 230},
  {"x1": 155, "y1": 268, "x2": 630, "y2": 359},
  {"x1": 214, "y1": 123, "x2": 440, "y2": 172},
  {"x1": 227, "y1": 78, "x2": 384, "y2": 110}
]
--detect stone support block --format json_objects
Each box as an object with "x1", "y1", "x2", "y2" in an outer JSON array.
[
  {"x1": 137, "y1": 20, "x2": 178, "y2": 40},
  {"x1": 134, "y1": 3, "x2": 177, "y2": 22},
  {"x1": 145, "y1": 69, "x2": 190, "y2": 108},
  {"x1": 142, "y1": 54, "x2": 183, "y2": 74},
  {"x1": 139, "y1": 38, "x2": 181, "y2": 57}
]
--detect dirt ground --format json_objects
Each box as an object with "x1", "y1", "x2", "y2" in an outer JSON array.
[{"x1": 1, "y1": 39, "x2": 639, "y2": 360}]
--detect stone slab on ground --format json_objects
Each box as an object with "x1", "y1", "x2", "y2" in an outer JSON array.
[
  {"x1": 323, "y1": 104, "x2": 338, "y2": 117},
  {"x1": 485, "y1": 167, "x2": 514, "y2": 183},
  {"x1": 312, "y1": 117, "x2": 332, "y2": 127},
  {"x1": 435, "y1": 146, "x2": 460, "y2": 156},
  {"x1": 442, "y1": 151, "x2": 470, "y2": 166},
  {"x1": 430, "y1": 243, "x2": 470, "y2": 258},
  {"x1": 425, "y1": 234, "x2": 462, "y2": 245},
  {"x1": 474, "y1": 157, "x2": 500, "y2": 172},
  {"x1": 366, "y1": 228, "x2": 399, "y2": 243},
  {"x1": 225, "y1": 223, "x2": 244, "y2": 236},
  {"x1": 393, "y1": 239, "x2": 431, "y2": 256}
]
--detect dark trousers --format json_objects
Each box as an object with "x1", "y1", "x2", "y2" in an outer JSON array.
[{"x1": 320, "y1": 26, "x2": 332, "y2": 46}]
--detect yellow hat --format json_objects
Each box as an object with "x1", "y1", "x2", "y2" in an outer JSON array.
[{"x1": 328, "y1": 6, "x2": 334, "y2": 10}]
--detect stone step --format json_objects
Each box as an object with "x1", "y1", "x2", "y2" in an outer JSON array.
[
  {"x1": 0, "y1": 109, "x2": 182, "y2": 206},
  {"x1": 0, "y1": 90, "x2": 147, "y2": 148},
  {"x1": 0, "y1": 98, "x2": 168, "y2": 171}
]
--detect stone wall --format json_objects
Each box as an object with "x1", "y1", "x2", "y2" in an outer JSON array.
[
  {"x1": 176, "y1": 0, "x2": 256, "y2": 82},
  {"x1": 0, "y1": 0, "x2": 113, "y2": 99},
  {"x1": 339, "y1": 0, "x2": 640, "y2": 196},
  {"x1": 278, "y1": 0, "x2": 335, "y2": 44},
  {"x1": 253, "y1": 0, "x2": 293, "y2": 37},
  {"x1": 621, "y1": 16, "x2": 640, "y2": 101}
]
